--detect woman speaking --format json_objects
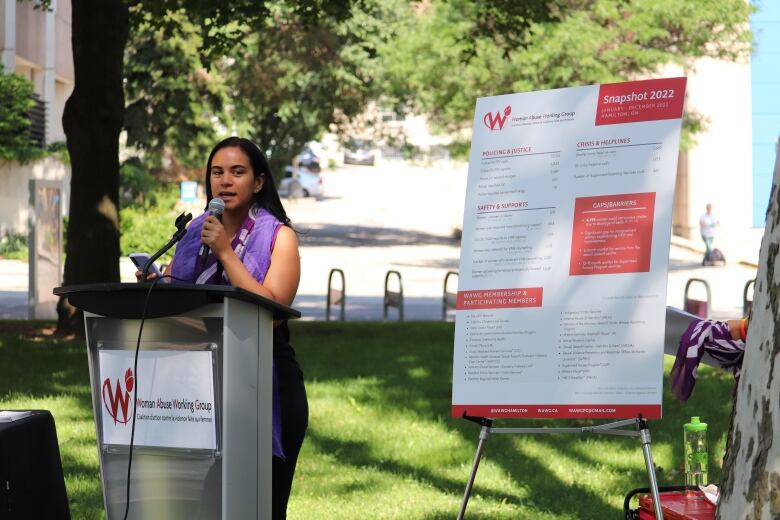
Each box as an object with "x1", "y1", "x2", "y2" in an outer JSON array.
[{"x1": 152, "y1": 136, "x2": 307, "y2": 519}]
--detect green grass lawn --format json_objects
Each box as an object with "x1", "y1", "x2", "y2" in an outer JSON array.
[{"x1": 0, "y1": 321, "x2": 735, "y2": 519}]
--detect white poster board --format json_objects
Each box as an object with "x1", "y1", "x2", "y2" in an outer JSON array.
[
  {"x1": 99, "y1": 349, "x2": 217, "y2": 449},
  {"x1": 453, "y1": 78, "x2": 687, "y2": 419}
]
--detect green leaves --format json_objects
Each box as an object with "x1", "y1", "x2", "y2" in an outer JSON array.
[
  {"x1": 123, "y1": 9, "x2": 231, "y2": 170},
  {"x1": 0, "y1": 72, "x2": 44, "y2": 163},
  {"x1": 119, "y1": 0, "x2": 751, "y2": 173},
  {"x1": 119, "y1": 183, "x2": 181, "y2": 261},
  {"x1": 380, "y1": 0, "x2": 753, "y2": 144},
  {"x1": 122, "y1": 0, "x2": 380, "y2": 175},
  {"x1": 229, "y1": 0, "x2": 404, "y2": 174}
]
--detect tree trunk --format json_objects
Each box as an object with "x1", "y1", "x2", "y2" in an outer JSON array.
[
  {"x1": 717, "y1": 146, "x2": 780, "y2": 518},
  {"x1": 56, "y1": 0, "x2": 129, "y2": 335}
]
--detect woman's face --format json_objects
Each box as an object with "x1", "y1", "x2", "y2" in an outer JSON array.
[{"x1": 209, "y1": 146, "x2": 264, "y2": 214}]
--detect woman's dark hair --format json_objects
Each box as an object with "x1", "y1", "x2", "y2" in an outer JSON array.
[{"x1": 204, "y1": 136, "x2": 292, "y2": 227}]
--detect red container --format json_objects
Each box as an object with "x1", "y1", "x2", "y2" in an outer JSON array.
[{"x1": 638, "y1": 490, "x2": 715, "y2": 520}]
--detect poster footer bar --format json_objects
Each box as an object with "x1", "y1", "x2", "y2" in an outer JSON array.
[{"x1": 452, "y1": 404, "x2": 661, "y2": 420}]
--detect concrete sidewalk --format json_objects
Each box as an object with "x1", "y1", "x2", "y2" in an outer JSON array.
[
  {"x1": 1, "y1": 238, "x2": 758, "y2": 322},
  {"x1": 0, "y1": 259, "x2": 28, "y2": 319},
  {"x1": 1, "y1": 163, "x2": 764, "y2": 322}
]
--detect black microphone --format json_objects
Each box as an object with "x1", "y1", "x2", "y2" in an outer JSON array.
[{"x1": 198, "y1": 197, "x2": 225, "y2": 266}]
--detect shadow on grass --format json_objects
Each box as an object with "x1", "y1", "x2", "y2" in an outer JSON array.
[
  {"x1": 286, "y1": 323, "x2": 604, "y2": 516},
  {"x1": 0, "y1": 320, "x2": 736, "y2": 518},
  {"x1": 305, "y1": 427, "x2": 523, "y2": 506},
  {"x1": 0, "y1": 322, "x2": 91, "y2": 399},
  {"x1": 292, "y1": 322, "x2": 694, "y2": 517},
  {"x1": 0, "y1": 320, "x2": 102, "y2": 516}
]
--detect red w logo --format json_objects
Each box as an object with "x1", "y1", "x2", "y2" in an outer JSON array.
[
  {"x1": 102, "y1": 368, "x2": 134, "y2": 425},
  {"x1": 483, "y1": 106, "x2": 512, "y2": 131}
]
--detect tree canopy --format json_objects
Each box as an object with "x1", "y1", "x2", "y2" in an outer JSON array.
[
  {"x1": 123, "y1": 8, "x2": 231, "y2": 171},
  {"x1": 119, "y1": 0, "x2": 754, "y2": 172},
  {"x1": 378, "y1": 0, "x2": 752, "y2": 147},
  {"x1": 228, "y1": 0, "x2": 407, "y2": 174},
  {"x1": 121, "y1": 0, "x2": 396, "y2": 176},
  {"x1": 58, "y1": 0, "x2": 754, "y2": 333},
  {"x1": 56, "y1": 0, "x2": 359, "y2": 333}
]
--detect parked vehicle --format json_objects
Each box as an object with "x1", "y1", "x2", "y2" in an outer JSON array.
[
  {"x1": 278, "y1": 166, "x2": 323, "y2": 198},
  {"x1": 343, "y1": 138, "x2": 376, "y2": 166},
  {"x1": 297, "y1": 147, "x2": 321, "y2": 172}
]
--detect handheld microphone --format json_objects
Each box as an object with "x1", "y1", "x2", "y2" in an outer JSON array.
[{"x1": 198, "y1": 197, "x2": 225, "y2": 266}]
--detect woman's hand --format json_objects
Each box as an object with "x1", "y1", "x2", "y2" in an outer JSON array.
[
  {"x1": 134, "y1": 262, "x2": 172, "y2": 282},
  {"x1": 134, "y1": 270, "x2": 159, "y2": 282},
  {"x1": 201, "y1": 216, "x2": 232, "y2": 260},
  {"x1": 726, "y1": 319, "x2": 748, "y2": 341}
]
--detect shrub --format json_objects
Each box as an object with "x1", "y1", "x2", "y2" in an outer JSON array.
[
  {"x1": 119, "y1": 158, "x2": 156, "y2": 206},
  {"x1": 447, "y1": 139, "x2": 471, "y2": 162},
  {"x1": 46, "y1": 141, "x2": 70, "y2": 165},
  {"x1": 0, "y1": 72, "x2": 44, "y2": 163},
  {"x1": 119, "y1": 184, "x2": 181, "y2": 263},
  {"x1": 0, "y1": 232, "x2": 28, "y2": 261}
]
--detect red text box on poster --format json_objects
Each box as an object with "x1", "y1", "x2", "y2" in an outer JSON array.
[
  {"x1": 456, "y1": 287, "x2": 543, "y2": 310},
  {"x1": 595, "y1": 77, "x2": 686, "y2": 126},
  {"x1": 569, "y1": 192, "x2": 656, "y2": 276}
]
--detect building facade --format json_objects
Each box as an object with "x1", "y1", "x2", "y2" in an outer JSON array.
[
  {"x1": 671, "y1": 1, "x2": 779, "y2": 265},
  {"x1": 0, "y1": 0, "x2": 73, "y2": 235}
]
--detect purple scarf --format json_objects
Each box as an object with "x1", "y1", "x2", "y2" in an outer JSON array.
[
  {"x1": 670, "y1": 319, "x2": 745, "y2": 401},
  {"x1": 170, "y1": 206, "x2": 286, "y2": 459},
  {"x1": 171, "y1": 206, "x2": 280, "y2": 285},
  {"x1": 193, "y1": 212, "x2": 255, "y2": 285}
]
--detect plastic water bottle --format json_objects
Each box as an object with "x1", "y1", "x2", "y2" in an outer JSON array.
[{"x1": 684, "y1": 416, "x2": 708, "y2": 487}]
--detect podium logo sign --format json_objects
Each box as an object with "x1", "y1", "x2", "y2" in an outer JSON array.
[
  {"x1": 483, "y1": 106, "x2": 511, "y2": 131},
  {"x1": 102, "y1": 368, "x2": 134, "y2": 425},
  {"x1": 98, "y1": 349, "x2": 217, "y2": 450}
]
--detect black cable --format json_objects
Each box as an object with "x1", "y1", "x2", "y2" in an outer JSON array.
[
  {"x1": 124, "y1": 211, "x2": 192, "y2": 518},
  {"x1": 122, "y1": 274, "x2": 187, "y2": 520}
]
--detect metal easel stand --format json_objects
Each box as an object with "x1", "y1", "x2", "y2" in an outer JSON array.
[{"x1": 456, "y1": 415, "x2": 664, "y2": 520}]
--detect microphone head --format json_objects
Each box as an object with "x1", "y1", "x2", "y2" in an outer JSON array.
[{"x1": 207, "y1": 197, "x2": 225, "y2": 217}]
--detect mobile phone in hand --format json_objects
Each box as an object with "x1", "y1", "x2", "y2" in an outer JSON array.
[{"x1": 129, "y1": 252, "x2": 162, "y2": 278}]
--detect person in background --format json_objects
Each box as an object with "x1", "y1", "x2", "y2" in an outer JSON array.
[
  {"x1": 139, "y1": 136, "x2": 307, "y2": 519},
  {"x1": 699, "y1": 203, "x2": 719, "y2": 264}
]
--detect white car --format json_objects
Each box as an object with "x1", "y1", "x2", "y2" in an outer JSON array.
[
  {"x1": 343, "y1": 138, "x2": 376, "y2": 165},
  {"x1": 278, "y1": 166, "x2": 323, "y2": 198}
]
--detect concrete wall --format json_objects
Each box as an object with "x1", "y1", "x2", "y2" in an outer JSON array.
[
  {"x1": 0, "y1": 0, "x2": 74, "y2": 144},
  {"x1": 51, "y1": 79, "x2": 70, "y2": 142},
  {"x1": 54, "y1": 0, "x2": 72, "y2": 81},
  {"x1": 14, "y1": 1, "x2": 45, "y2": 67},
  {"x1": 684, "y1": 58, "x2": 754, "y2": 235},
  {"x1": 0, "y1": 158, "x2": 70, "y2": 236}
]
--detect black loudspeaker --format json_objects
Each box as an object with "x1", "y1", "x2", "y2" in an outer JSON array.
[{"x1": 0, "y1": 410, "x2": 70, "y2": 519}]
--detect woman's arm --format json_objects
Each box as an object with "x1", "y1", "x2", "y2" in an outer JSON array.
[{"x1": 209, "y1": 220, "x2": 301, "y2": 305}]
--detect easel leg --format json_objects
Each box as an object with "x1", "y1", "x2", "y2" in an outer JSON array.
[
  {"x1": 456, "y1": 422, "x2": 492, "y2": 520},
  {"x1": 638, "y1": 419, "x2": 664, "y2": 520}
]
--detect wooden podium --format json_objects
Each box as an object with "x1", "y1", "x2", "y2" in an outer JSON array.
[{"x1": 55, "y1": 283, "x2": 299, "y2": 519}]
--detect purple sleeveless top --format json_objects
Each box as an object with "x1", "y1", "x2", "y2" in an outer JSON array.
[
  {"x1": 170, "y1": 206, "x2": 286, "y2": 459},
  {"x1": 170, "y1": 206, "x2": 282, "y2": 284}
]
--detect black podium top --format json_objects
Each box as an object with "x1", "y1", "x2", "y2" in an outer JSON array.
[{"x1": 54, "y1": 283, "x2": 301, "y2": 320}]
